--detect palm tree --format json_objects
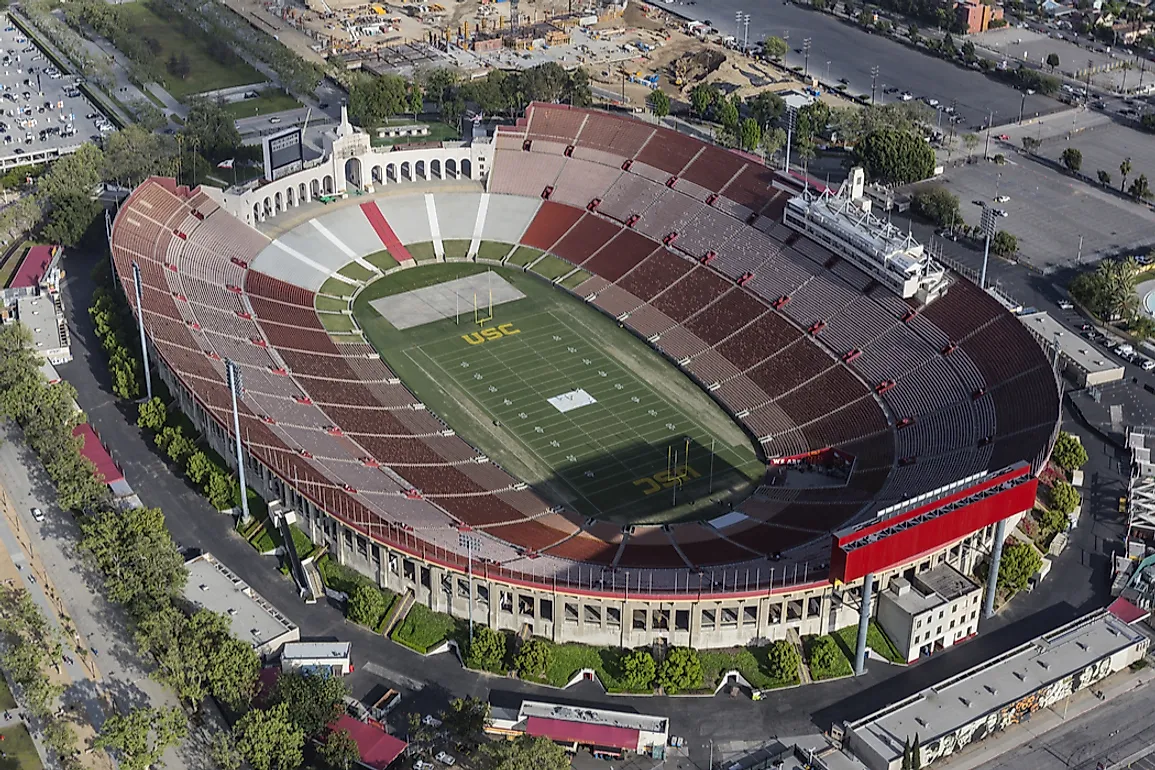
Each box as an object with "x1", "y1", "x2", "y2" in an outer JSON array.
[
  {"x1": 1120, "y1": 157, "x2": 1133, "y2": 192},
  {"x1": 1097, "y1": 257, "x2": 1140, "y2": 321}
]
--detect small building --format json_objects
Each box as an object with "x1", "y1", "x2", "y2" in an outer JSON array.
[
  {"x1": 1018, "y1": 311, "x2": 1122, "y2": 386},
  {"x1": 955, "y1": 0, "x2": 1004, "y2": 33},
  {"x1": 844, "y1": 606, "x2": 1150, "y2": 770},
  {"x1": 9, "y1": 244, "x2": 58, "y2": 290},
  {"x1": 281, "y1": 641, "x2": 353, "y2": 676},
  {"x1": 15, "y1": 294, "x2": 70, "y2": 364},
  {"x1": 326, "y1": 715, "x2": 407, "y2": 770},
  {"x1": 488, "y1": 699, "x2": 668, "y2": 757},
  {"x1": 183, "y1": 553, "x2": 300, "y2": 656},
  {"x1": 876, "y1": 564, "x2": 983, "y2": 664},
  {"x1": 73, "y1": 423, "x2": 127, "y2": 492}
]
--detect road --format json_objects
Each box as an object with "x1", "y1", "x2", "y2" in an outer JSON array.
[{"x1": 666, "y1": 0, "x2": 1058, "y2": 128}]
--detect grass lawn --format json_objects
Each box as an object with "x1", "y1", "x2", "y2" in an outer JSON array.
[
  {"x1": 0, "y1": 724, "x2": 42, "y2": 770},
  {"x1": 115, "y1": 3, "x2": 262, "y2": 100},
  {"x1": 543, "y1": 644, "x2": 646, "y2": 692},
  {"x1": 315, "y1": 295, "x2": 349, "y2": 313},
  {"x1": 700, "y1": 646, "x2": 799, "y2": 691},
  {"x1": 0, "y1": 241, "x2": 31, "y2": 289},
  {"x1": 804, "y1": 635, "x2": 854, "y2": 680},
  {"x1": 559, "y1": 269, "x2": 592, "y2": 290},
  {"x1": 318, "y1": 312, "x2": 358, "y2": 333},
  {"x1": 476, "y1": 241, "x2": 514, "y2": 261},
  {"x1": 364, "y1": 249, "x2": 398, "y2": 272},
  {"x1": 287, "y1": 523, "x2": 314, "y2": 558},
  {"x1": 390, "y1": 603, "x2": 458, "y2": 653},
  {"x1": 443, "y1": 239, "x2": 472, "y2": 259},
  {"x1": 320, "y1": 276, "x2": 356, "y2": 297},
  {"x1": 0, "y1": 676, "x2": 15, "y2": 710},
  {"x1": 221, "y1": 91, "x2": 301, "y2": 119},
  {"x1": 531, "y1": 254, "x2": 576, "y2": 281},
  {"x1": 407, "y1": 242, "x2": 437, "y2": 263},
  {"x1": 352, "y1": 264, "x2": 762, "y2": 524},
  {"x1": 506, "y1": 246, "x2": 543, "y2": 267},
  {"x1": 370, "y1": 122, "x2": 461, "y2": 147},
  {"x1": 833, "y1": 620, "x2": 905, "y2": 664},
  {"x1": 338, "y1": 262, "x2": 375, "y2": 283},
  {"x1": 249, "y1": 523, "x2": 282, "y2": 553},
  {"x1": 314, "y1": 556, "x2": 397, "y2": 628}
]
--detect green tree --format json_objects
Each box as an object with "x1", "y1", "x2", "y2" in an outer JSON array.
[
  {"x1": 94, "y1": 706, "x2": 188, "y2": 770},
  {"x1": 646, "y1": 88, "x2": 670, "y2": 119},
  {"x1": 232, "y1": 703, "x2": 305, "y2": 770},
  {"x1": 464, "y1": 625, "x2": 507, "y2": 672},
  {"x1": 137, "y1": 397, "x2": 168, "y2": 431},
  {"x1": 513, "y1": 638, "x2": 552, "y2": 681},
  {"x1": 761, "y1": 126, "x2": 788, "y2": 158},
  {"x1": 1061, "y1": 147, "x2": 1083, "y2": 173},
  {"x1": 997, "y1": 542, "x2": 1043, "y2": 593},
  {"x1": 762, "y1": 35, "x2": 789, "y2": 59},
  {"x1": 1120, "y1": 156, "x2": 1133, "y2": 191},
  {"x1": 37, "y1": 142, "x2": 104, "y2": 203},
  {"x1": 747, "y1": 91, "x2": 785, "y2": 128},
  {"x1": 1038, "y1": 505, "x2": 1069, "y2": 533},
  {"x1": 271, "y1": 670, "x2": 349, "y2": 738},
  {"x1": 961, "y1": 39, "x2": 976, "y2": 61},
  {"x1": 620, "y1": 649, "x2": 656, "y2": 690},
  {"x1": 43, "y1": 190, "x2": 100, "y2": 247},
  {"x1": 1046, "y1": 52, "x2": 1060, "y2": 71},
  {"x1": 1021, "y1": 136, "x2": 1042, "y2": 153},
  {"x1": 718, "y1": 98, "x2": 740, "y2": 135},
  {"x1": 912, "y1": 186, "x2": 961, "y2": 228},
  {"x1": 739, "y1": 117, "x2": 762, "y2": 151},
  {"x1": 1098, "y1": 169, "x2": 1112, "y2": 186},
  {"x1": 186, "y1": 451, "x2": 215, "y2": 485},
  {"x1": 765, "y1": 639, "x2": 801, "y2": 682},
  {"x1": 482, "y1": 735, "x2": 571, "y2": 770},
  {"x1": 690, "y1": 83, "x2": 717, "y2": 118},
  {"x1": 104, "y1": 126, "x2": 179, "y2": 188},
  {"x1": 440, "y1": 696, "x2": 490, "y2": 748},
  {"x1": 182, "y1": 99, "x2": 243, "y2": 164},
  {"x1": 853, "y1": 128, "x2": 936, "y2": 184},
  {"x1": 657, "y1": 647, "x2": 703, "y2": 694},
  {"x1": 347, "y1": 583, "x2": 388, "y2": 627},
  {"x1": 1052, "y1": 432, "x2": 1088, "y2": 471},
  {"x1": 78, "y1": 506, "x2": 188, "y2": 607},
  {"x1": 319, "y1": 729, "x2": 360, "y2": 770},
  {"x1": 210, "y1": 733, "x2": 243, "y2": 770},
  {"x1": 962, "y1": 132, "x2": 979, "y2": 154},
  {"x1": 165, "y1": 427, "x2": 196, "y2": 465},
  {"x1": 806, "y1": 636, "x2": 842, "y2": 676},
  {"x1": 1049, "y1": 482, "x2": 1080, "y2": 516},
  {"x1": 348, "y1": 74, "x2": 410, "y2": 127},
  {"x1": 911, "y1": 735, "x2": 922, "y2": 769},
  {"x1": 1129, "y1": 173, "x2": 1152, "y2": 200},
  {"x1": 207, "y1": 470, "x2": 236, "y2": 510},
  {"x1": 991, "y1": 230, "x2": 1018, "y2": 257}
]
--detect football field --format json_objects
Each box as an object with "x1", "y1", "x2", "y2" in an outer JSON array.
[{"x1": 353, "y1": 260, "x2": 763, "y2": 525}]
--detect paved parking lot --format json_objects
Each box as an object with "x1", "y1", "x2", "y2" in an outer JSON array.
[
  {"x1": 926, "y1": 154, "x2": 1155, "y2": 269},
  {"x1": 0, "y1": 18, "x2": 111, "y2": 167},
  {"x1": 1040, "y1": 121, "x2": 1155, "y2": 198},
  {"x1": 975, "y1": 27, "x2": 1124, "y2": 87}
]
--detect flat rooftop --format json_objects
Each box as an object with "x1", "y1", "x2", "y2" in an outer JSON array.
[
  {"x1": 913, "y1": 563, "x2": 979, "y2": 603},
  {"x1": 282, "y1": 641, "x2": 351, "y2": 660},
  {"x1": 519, "y1": 700, "x2": 668, "y2": 734},
  {"x1": 184, "y1": 553, "x2": 298, "y2": 650},
  {"x1": 1019, "y1": 311, "x2": 1120, "y2": 376},
  {"x1": 848, "y1": 608, "x2": 1147, "y2": 765},
  {"x1": 16, "y1": 295, "x2": 64, "y2": 353}
]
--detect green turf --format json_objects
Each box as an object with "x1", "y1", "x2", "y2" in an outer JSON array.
[
  {"x1": 559, "y1": 269, "x2": 592, "y2": 290},
  {"x1": 318, "y1": 312, "x2": 358, "y2": 333},
  {"x1": 407, "y1": 242, "x2": 438, "y2": 263},
  {"x1": 700, "y1": 646, "x2": 799, "y2": 691},
  {"x1": 338, "y1": 262, "x2": 375, "y2": 283},
  {"x1": 0, "y1": 241, "x2": 31, "y2": 289},
  {"x1": 531, "y1": 255, "x2": 576, "y2": 281},
  {"x1": 115, "y1": 3, "x2": 262, "y2": 100},
  {"x1": 833, "y1": 620, "x2": 905, "y2": 664},
  {"x1": 220, "y1": 91, "x2": 301, "y2": 119},
  {"x1": 390, "y1": 603, "x2": 458, "y2": 653},
  {"x1": 0, "y1": 724, "x2": 41, "y2": 770},
  {"x1": 364, "y1": 249, "x2": 398, "y2": 272},
  {"x1": 315, "y1": 295, "x2": 349, "y2": 313},
  {"x1": 320, "y1": 276, "x2": 356, "y2": 297},
  {"x1": 352, "y1": 264, "x2": 763, "y2": 525},
  {"x1": 804, "y1": 635, "x2": 854, "y2": 680},
  {"x1": 443, "y1": 239, "x2": 472, "y2": 259},
  {"x1": 370, "y1": 121, "x2": 461, "y2": 147},
  {"x1": 0, "y1": 676, "x2": 15, "y2": 710},
  {"x1": 506, "y1": 246, "x2": 543, "y2": 267},
  {"x1": 476, "y1": 241, "x2": 514, "y2": 262}
]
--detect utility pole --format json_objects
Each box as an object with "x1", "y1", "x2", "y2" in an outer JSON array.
[
  {"x1": 782, "y1": 30, "x2": 790, "y2": 68},
  {"x1": 983, "y1": 108, "x2": 994, "y2": 159},
  {"x1": 803, "y1": 37, "x2": 812, "y2": 78},
  {"x1": 132, "y1": 262, "x2": 152, "y2": 401},
  {"x1": 870, "y1": 65, "x2": 879, "y2": 103},
  {"x1": 226, "y1": 359, "x2": 251, "y2": 524},
  {"x1": 784, "y1": 106, "x2": 796, "y2": 174}
]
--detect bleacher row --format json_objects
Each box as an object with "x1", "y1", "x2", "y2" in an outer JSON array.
[{"x1": 494, "y1": 103, "x2": 1059, "y2": 507}]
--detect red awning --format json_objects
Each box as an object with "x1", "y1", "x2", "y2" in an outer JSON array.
[
  {"x1": 525, "y1": 716, "x2": 639, "y2": 750},
  {"x1": 73, "y1": 424, "x2": 124, "y2": 485},
  {"x1": 10, "y1": 245, "x2": 54, "y2": 289},
  {"x1": 1109, "y1": 597, "x2": 1150, "y2": 625},
  {"x1": 330, "y1": 714, "x2": 407, "y2": 770}
]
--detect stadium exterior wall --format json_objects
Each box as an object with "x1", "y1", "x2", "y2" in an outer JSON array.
[{"x1": 152, "y1": 351, "x2": 1022, "y2": 649}]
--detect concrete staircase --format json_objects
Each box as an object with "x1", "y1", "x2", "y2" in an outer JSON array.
[
  {"x1": 382, "y1": 589, "x2": 415, "y2": 637},
  {"x1": 788, "y1": 627, "x2": 813, "y2": 684}
]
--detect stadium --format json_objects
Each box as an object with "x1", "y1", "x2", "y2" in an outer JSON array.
[{"x1": 109, "y1": 104, "x2": 1059, "y2": 650}]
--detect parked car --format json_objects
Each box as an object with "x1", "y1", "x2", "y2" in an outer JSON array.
[
  {"x1": 31, "y1": 507, "x2": 44, "y2": 522},
  {"x1": 1058, "y1": 300, "x2": 1073, "y2": 310},
  {"x1": 435, "y1": 753, "x2": 456, "y2": 766},
  {"x1": 994, "y1": 194, "x2": 1010, "y2": 202},
  {"x1": 1143, "y1": 359, "x2": 1155, "y2": 372}
]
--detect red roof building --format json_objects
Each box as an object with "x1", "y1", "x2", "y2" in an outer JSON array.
[
  {"x1": 1108, "y1": 596, "x2": 1150, "y2": 625},
  {"x1": 10, "y1": 245, "x2": 56, "y2": 289},
  {"x1": 525, "y1": 717, "x2": 639, "y2": 750},
  {"x1": 328, "y1": 714, "x2": 407, "y2": 770},
  {"x1": 72, "y1": 423, "x2": 124, "y2": 485}
]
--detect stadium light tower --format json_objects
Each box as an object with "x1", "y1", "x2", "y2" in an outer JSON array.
[
  {"x1": 783, "y1": 106, "x2": 797, "y2": 175},
  {"x1": 979, "y1": 205, "x2": 998, "y2": 290},
  {"x1": 226, "y1": 359, "x2": 251, "y2": 524},
  {"x1": 459, "y1": 531, "x2": 482, "y2": 643},
  {"x1": 802, "y1": 38, "x2": 812, "y2": 78},
  {"x1": 853, "y1": 572, "x2": 875, "y2": 676},
  {"x1": 132, "y1": 261, "x2": 152, "y2": 400}
]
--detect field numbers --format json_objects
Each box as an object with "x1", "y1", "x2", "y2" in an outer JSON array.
[{"x1": 633, "y1": 464, "x2": 703, "y2": 495}]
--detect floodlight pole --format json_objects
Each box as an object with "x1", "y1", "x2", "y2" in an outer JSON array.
[
  {"x1": 227, "y1": 359, "x2": 251, "y2": 524},
  {"x1": 784, "y1": 107, "x2": 797, "y2": 175},
  {"x1": 982, "y1": 518, "x2": 1008, "y2": 620},
  {"x1": 979, "y1": 206, "x2": 996, "y2": 290},
  {"x1": 132, "y1": 261, "x2": 152, "y2": 400},
  {"x1": 460, "y1": 532, "x2": 480, "y2": 644},
  {"x1": 853, "y1": 572, "x2": 874, "y2": 676}
]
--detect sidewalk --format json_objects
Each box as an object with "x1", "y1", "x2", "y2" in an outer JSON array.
[{"x1": 936, "y1": 661, "x2": 1155, "y2": 770}]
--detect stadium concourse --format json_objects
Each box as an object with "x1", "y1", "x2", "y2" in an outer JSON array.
[{"x1": 107, "y1": 103, "x2": 1060, "y2": 651}]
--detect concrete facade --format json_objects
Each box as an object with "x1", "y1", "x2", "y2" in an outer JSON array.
[{"x1": 876, "y1": 563, "x2": 983, "y2": 664}]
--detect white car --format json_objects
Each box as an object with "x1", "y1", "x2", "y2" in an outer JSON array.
[
  {"x1": 435, "y1": 753, "x2": 456, "y2": 766},
  {"x1": 994, "y1": 194, "x2": 1010, "y2": 203},
  {"x1": 900, "y1": 91, "x2": 913, "y2": 101},
  {"x1": 924, "y1": 97, "x2": 940, "y2": 107},
  {"x1": 421, "y1": 715, "x2": 442, "y2": 728},
  {"x1": 415, "y1": 763, "x2": 435, "y2": 770},
  {"x1": 31, "y1": 507, "x2": 44, "y2": 522},
  {"x1": 1143, "y1": 359, "x2": 1155, "y2": 371},
  {"x1": 1057, "y1": 300, "x2": 1073, "y2": 310}
]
